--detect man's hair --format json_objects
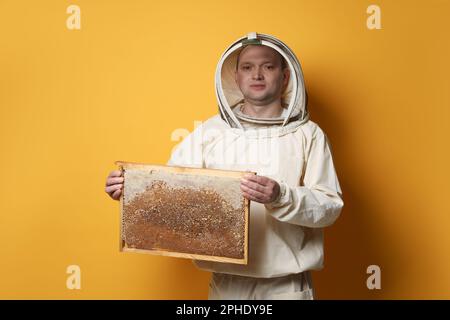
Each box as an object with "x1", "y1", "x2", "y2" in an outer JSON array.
[{"x1": 235, "y1": 45, "x2": 288, "y2": 71}]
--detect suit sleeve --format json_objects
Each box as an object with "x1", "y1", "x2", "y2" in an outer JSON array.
[{"x1": 265, "y1": 128, "x2": 344, "y2": 228}]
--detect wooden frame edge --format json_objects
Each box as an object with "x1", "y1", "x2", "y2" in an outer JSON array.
[{"x1": 116, "y1": 160, "x2": 255, "y2": 265}]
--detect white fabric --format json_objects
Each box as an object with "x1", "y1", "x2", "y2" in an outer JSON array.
[
  {"x1": 166, "y1": 32, "x2": 344, "y2": 279},
  {"x1": 208, "y1": 271, "x2": 315, "y2": 300}
]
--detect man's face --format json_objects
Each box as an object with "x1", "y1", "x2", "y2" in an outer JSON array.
[{"x1": 235, "y1": 45, "x2": 290, "y2": 107}]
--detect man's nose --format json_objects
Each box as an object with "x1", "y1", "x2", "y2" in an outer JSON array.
[{"x1": 252, "y1": 67, "x2": 263, "y2": 80}]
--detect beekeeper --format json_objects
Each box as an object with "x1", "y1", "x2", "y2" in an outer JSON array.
[{"x1": 105, "y1": 32, "x2": 344, "y2": 300}]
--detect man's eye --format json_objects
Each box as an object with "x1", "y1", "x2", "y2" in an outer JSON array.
[
  {"x1": 266, "y1": 65, "x2": 274, "y2": 70},
  {"x1": 242, "y1": 66, "x2": 251, "y2": 70}
]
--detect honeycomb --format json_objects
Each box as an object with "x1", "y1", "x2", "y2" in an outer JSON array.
[{"x1": 122, "y1": 168, "x2": 246, "y2": 259}]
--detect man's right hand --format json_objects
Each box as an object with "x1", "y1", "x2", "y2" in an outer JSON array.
[{"x1": 105, "y1": 170, "x2": 123, "y2": 200}]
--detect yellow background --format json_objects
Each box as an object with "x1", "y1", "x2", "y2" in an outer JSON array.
[{"x1": 1, "y1": 0, "x2": 449, "y2": 299}]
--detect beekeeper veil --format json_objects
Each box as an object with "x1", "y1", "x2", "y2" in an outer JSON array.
[{"x1": 215, "y1": 32, "x2": 309, "y2": 129}]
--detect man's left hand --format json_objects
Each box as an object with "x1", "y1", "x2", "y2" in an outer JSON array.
[{"x1": 240, "y1": 174, "x2": 280, "y2": 204}]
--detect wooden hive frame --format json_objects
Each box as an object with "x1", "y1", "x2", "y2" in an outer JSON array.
[{"x1": 115, "y1": 161, "x2": 252, "y2": 265}]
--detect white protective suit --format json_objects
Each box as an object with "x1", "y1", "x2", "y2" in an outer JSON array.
[{"x1": 167, "y1": 32, "x2": 344, "y2": 299}]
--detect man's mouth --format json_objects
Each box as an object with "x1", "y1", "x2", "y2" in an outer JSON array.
[{"x1": 250, "y1": 84, "x2": 266, "y2": 90}]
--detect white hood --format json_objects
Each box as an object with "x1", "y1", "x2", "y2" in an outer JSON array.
[{"x1": 215, "y1": 32, "x2": 309, "y2": 129}]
